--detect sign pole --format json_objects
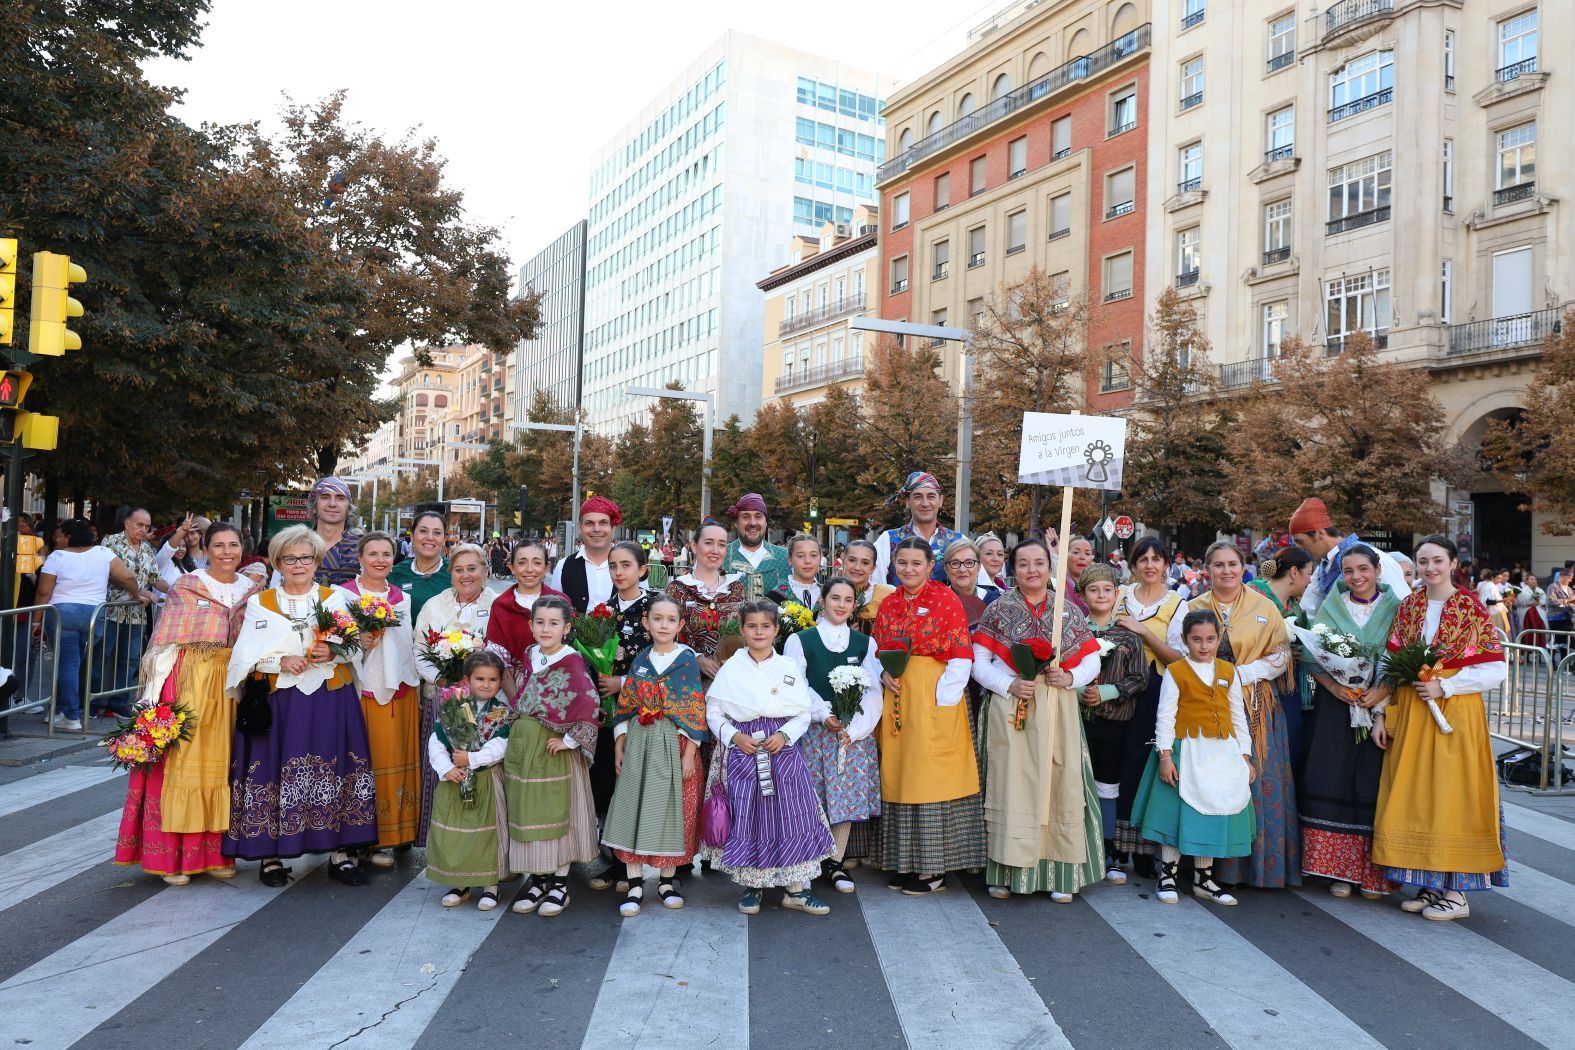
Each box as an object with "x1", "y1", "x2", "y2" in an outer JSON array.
[{"x1": 1047, "y1": 409, "x2": 1081, "y2": 658}]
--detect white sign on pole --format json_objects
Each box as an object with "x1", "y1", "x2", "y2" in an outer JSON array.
[
  {"x1": 1101, "y1": 517, "x2": 1117, "y2": 540},
  {"x1": 1017, "y1": 412, "x2": 1128, "y2": 491}
]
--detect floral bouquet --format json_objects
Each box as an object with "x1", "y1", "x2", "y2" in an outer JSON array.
[
  {"x1": 827, "y1": 664, "x2": 871, "y2": 769},
  {"x1": 98, "y1": 701, "x2": 196, "y2": 771},
  {"x1": 1292, "y1": 623, "x2": 1380, "y2": 742},
  {"x1": 572, "y1": 603, "x2": 620, "y2": 679},
  {"x1": 1009, "y1": 637, "x2": 1057, "y2": 730},
  {"x1": 775, "y1": 601, "x2": 815, "y2": 654},
  {"x1": 313, "y1": 600, "x2": 362, "y2": 659},
  {"x1": 876, "y1": 640, "x2": 910, "y2": 733},
  {"x1": 419, "y1": 627, "x2": 486, "y2": 684},
  {"x1": 348, "y1": 592, "x2": 400, "y2": 640},
  {"x1": 1382, "y1": 641, "x2": 1454, "y2": 734},
  {"x1": 633, "y1": 679, "x2": 669, "y2": 726},
  {"x1": 435, "y1": 683, "x2": 511, "y2": 805}
]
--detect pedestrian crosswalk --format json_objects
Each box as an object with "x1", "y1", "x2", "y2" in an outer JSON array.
[{"x1": 1, "y1": 757, "x2": 1572, "y2": 1050}]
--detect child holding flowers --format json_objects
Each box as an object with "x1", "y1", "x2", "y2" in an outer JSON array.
[
  {"x1": 783, "y1": 577, "x2": 883, "y2": 894},
  {"x1": 427, "y1": 651, "x2": 514, "y2": 910},
  {"x1": 602, "y1": 594, "x2": 709, "y2": 916},
  {"x1": 503, "y1": 596, "x2": 602, "y2": 917}
]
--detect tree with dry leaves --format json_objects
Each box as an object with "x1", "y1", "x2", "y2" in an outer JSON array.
[
  {"x1": 1481, "y1": 308, "x2": 1575, "y2": 534},
  {"x1": 1122, "y1": 289, "x2": 1232, "y2": 540},
  {"x1": 1224, "y1": 332, "x2": 1446, "y2": 535},
  {"x1": 854, "y1": 338, "x2": 956, "y2": 526}
]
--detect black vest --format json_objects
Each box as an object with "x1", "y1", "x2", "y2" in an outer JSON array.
[{"x1": 560, "y1": 553, "x2": 590, "y2": 614}]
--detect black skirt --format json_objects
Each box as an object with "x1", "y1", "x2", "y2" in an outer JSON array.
[{"x1": 1298, "y1": 683, "x2": 1385, "y2": 835}]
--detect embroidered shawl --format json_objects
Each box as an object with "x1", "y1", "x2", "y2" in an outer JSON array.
[
  {"x1": 1186, "y1": 586, "x2": 1288, "y2": 666},
  {"x1": 512, "y1": 648, "x2": 601, "y2": 754},
  {"x1": 1313, "y1": 582, "x2": 1401, "y2": 653},
  {"x1": 665, "y1": 574, "x2": 747, "y2": 659},
  {"x1": 1387, "y1": 589, "x2": 1504, "y2": 668},
  {"x1": 613, "y1": 646, "x2": 709, "y2": 741},
  {"x1": 874, "y1": 580, "x2": 974, "y2": 660},
  {"x1": 723, "y1": 538, "x2": 790, "y2": 595},
  {"x1": 973, "y1": 587, "x2": 1101, "y2": 670}
]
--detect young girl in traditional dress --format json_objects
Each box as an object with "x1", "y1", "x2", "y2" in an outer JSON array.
[
  {"x1": 503, "y1": 596, "x2": 601, "y2": 917},
  {"x1": 1132, "y1": 610, "x2": 1256, "y2": 906},
  {"x1": 704, "y1": 600, "x2": 836, "y2": 915},
  {"x1": 427, "y1": 652, "x2": 513, "y2": 911},
  {"x1": 603, "y1": 594, "x2": 709, "y2": 916},
  {"x1": 774, "y1": 534, "x2": 823, "y2": 610},
  {"x1": 783, "y1": 577, "x2": 883, "y2": 894}
]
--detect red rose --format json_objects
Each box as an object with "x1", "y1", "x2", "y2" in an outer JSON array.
[
  {"x1": 1027, "y1": 638, "x2": 1055, "y2": 662},
  {"x1": 591, "y1": 604, "x2": 614, "y2": 620}
]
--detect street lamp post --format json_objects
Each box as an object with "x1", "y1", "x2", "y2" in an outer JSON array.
[
  {"x1": 626, "y1": 386, "x2": 715, "y2": 522},
  {"x1": 849, "y1": 317, "x2": 976, "y2": 533},
  {"x1": 396, "y1": 442, "x2": 489, "y2": 503},
  {"x1": 345, "y1": 469, "x2": 395, "y2": 530}
]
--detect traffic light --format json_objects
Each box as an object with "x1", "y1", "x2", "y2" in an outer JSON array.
[
  {"x1": 0, "y1": 370, "x2": 58, "y2": 450},
  {"x1": 808, "y1": 497, "x2": 820, "y2": 520},
  {"x1": 28, "y1": 251, "x2": 87, "y2": 356},
  {"x1": 0, "y1": 239, "x2": 16, "y2": 346}
]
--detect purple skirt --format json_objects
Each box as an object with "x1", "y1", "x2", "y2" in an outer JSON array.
[
  {"x1": 224, "y1": 680, "x2": 378, "y2": 860},
  {"x1": 719, "y1": 716, "x2": 834, "y2": 873}
]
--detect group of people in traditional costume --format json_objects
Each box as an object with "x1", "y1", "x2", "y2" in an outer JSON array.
[{"x1": 111, "y1": 473, "x2": 1508, "y2": 925}]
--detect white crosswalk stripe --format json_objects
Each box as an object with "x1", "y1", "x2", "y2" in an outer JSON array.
[
  {"x1": 0, "y1": 856, "x2": 325, "y2": 1048},
  {"x1": 1503, "y1": 859, "x2": 1575, "y2": 930},
  {"x1": 238, "y1": 869, "x2": 503, "y2": 1049},
  {"x1": 0, "y1": 763, "x2": 123, "y2": 819},
  {"x1": 0, "y1": 810, "x2": 120, "y2": 913},
  {"x1": 1502, "y1": 798, "x2": 1575, "y2": 852},
  {"x1": 857, "y1": 881, "x2": 1074, "y2": 1049}
]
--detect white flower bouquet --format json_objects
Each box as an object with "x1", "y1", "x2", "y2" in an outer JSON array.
[
  {"x1": 1292, "y1": 623, "x2": 1379, "y2": 742},
  {"x1": 826, "y1": 664, "x2": 872, "y2": 770}
]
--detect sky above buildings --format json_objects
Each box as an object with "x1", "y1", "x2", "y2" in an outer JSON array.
[{"x1": 144, "y1": 0, "x2": 985, "y2": 275}]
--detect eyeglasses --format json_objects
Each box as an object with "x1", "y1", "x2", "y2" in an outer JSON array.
[
  {"x1": 946, "y1": 558, "x2": 979, "y2": 570},
  {"x1": 279, "y1": 554, "x2": 317, "y2": 566}
]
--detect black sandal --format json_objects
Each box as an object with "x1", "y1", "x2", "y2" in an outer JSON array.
[
  {"x1": 1157, "y1": 860, "x2": 1179, "y2": 903},
  {"x1": 658, "y1": 880, "x2": 684, "y2": 909},
  {"x1": 328, "y1": 855, "x2": 368, "y2": 886},
  {"x1": 538, "y1": 877, "x2": 570, "y2": 917},
  {"x1": 620, "y1": 884, "x2": 645, "y2": 917},
  {"x1": 511, "y1": 876, "x2": 547, "y2": 914},
  {"x1": 259, "y1": 860, "x2": 292, "y2": 888}
]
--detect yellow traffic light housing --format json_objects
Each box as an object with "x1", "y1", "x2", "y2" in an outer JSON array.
[
  {"x1": 19, "y1": 412, "x2": 58, "y2": 450},
  {"x1": 0, "y1": 239, "x2": 16, "y2": 346},
  {"x1": 28, "y1": 251, "x2": 87, "y2": 356}
]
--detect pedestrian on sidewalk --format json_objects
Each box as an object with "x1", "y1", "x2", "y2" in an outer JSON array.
[{"x1": 101, "y1": 507, "x2": 163, "y2": 714}]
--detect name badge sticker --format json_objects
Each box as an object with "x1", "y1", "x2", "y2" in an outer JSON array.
[
  {"x1": 783, "y1": 675, "x2": 797, "y2": 687},
  {"x1": 195, "y1": 599, "x2": 211, "y2": 609},
  {"x1": 1217, "y1": 678, "x2": 1231, "y2": 687},
  {"x1": 917, "y1": 607, "x2": 929, "y2": 616},
  {"x1": 1256, "y1": 615, "x2": 1269, "y2": 624},
  {"x1": 255, "y1": 620, "x2": 268, "y2": 630}
]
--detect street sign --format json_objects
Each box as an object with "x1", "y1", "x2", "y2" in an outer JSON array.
[
  {"x1": 825, "y1": 517, "x2": 859, "y2": 526},
  {"x1": 1101, "y1": 517, "x2": 1117, "y2": 540},
  {"x1": 1018, "y1": 412, "x2": 1127, "y2": 490},
  {"x1": 1114, "y1": 515, "x2": 1135, "y2": 539}
]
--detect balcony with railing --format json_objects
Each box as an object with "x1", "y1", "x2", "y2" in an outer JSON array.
[
  {"x1": 876, "y1": 24, "x2": 1151, "y2": 183},
  {"x1": 1219, "y1": 356, "x2": 1277, "y2": 389},
  {"x1": 1327, "y1": 206, "x2": 1390, "y2": 235},
  {"x1": 1325, "y1": 0, "x2": 1391, "y2": 38},
  {"x1": 933, "y1": 262, "x2": 950, "y2": 281},
  {"x1": 1498, "y1": 56, "x2": 1537, "y2": 82},
  {"x1": 1178, "y1": 177, "x2": 1202, "y2": 194},
  {"x1": 1448, "y1": 305, "x2": 1564, "y2": 356},
  {"x1": 1105, "y1": 287, "x2": 1134, "y2": 303},
  {"x1": 1263, "y1": 246, "x2": 1292, "y2": 265},
  {"x1": 779, "y1": 294, "x2": 867, "y2": 335},
  {"x1": 1181, "y1": 7, "x2": 1205, "y2": 29},
  {"x1": 1495, "y1": 182, "x2": 1536, "y2": 206},
  {"x1": 1176, "y1": 270, "x2": 1200, "y2": 288},
  {"x1": 1049, "y1": 227, "x2": 1071, "y2": 241},
  {"x1": 1179, "y1": 92, "x2": 1204, "y2": 111},
  {"x1": 1329, "y1": 87, "x2": 1392, "y2": 122},
  {"x1": 1265, "y1": 144, "x2": 1295, "y2": 163},
  {"x1": 891, "y1": 279, "x2": 908, "y2": 294},
  {"x1": 774, "y1": 355, "x2": 866, "y2": 395},
  {"x1": 1106, "y1": 199, "x2": 1135, "y2": 219},
  {"x1": 1267, "y1": 51, "x2": 1294, "y2": 73}
]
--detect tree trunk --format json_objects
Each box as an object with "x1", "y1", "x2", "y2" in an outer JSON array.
[
  {"x1": 42, "y1": 475, "x2": 59, "y2": 526},
  {"x1": 1029, "y1": 486, "x2": 1042, "y2": 536},
  {"x1": 316, "y1": 445, "x2": 338, "y2": 477}
]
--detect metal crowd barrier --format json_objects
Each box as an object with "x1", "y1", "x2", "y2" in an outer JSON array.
[
  {"x1": 80, "y1": 599, "x2": 159, "y2": 733},
  {"x1": 0, "y1": 604, "x2": 60, "y2": 728},
  {"x1": 1486, "y1": 640, "x2": 1570, "y2": 793}
]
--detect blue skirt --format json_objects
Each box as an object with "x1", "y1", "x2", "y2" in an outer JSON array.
[{"x1": 1131, "y1": 740, "x2": 1255, "y2": 859}]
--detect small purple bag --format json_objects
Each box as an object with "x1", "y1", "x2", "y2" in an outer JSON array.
[{"x1": 700, "y1": 761, "x2": 731, "y2": 849}]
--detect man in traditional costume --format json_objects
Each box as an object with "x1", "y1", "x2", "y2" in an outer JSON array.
[
  {"x1": 1289, "y1": 497, "x2": 1409, "y2": 616},
  {"x1": 872, "y1": 471, "x2": 966, "y2": 586},
  {"x1": 299, "y1": 476, "x2": 361, "y2": 588},
  {"x1": 550, "y1": 496, "x2": 620, "y2": 614},
  {"x1": 722, "y1": 492, "x2": 790, "y2": 598}
]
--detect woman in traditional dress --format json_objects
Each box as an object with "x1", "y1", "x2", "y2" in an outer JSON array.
[
  {"x1": 1373, "y1": 535, "x2": 1507, "y2": 921},
  {"x1": 340, "y1": 532, "x2": 422, "y2": 867},
  {"x1": 116, "y1": 523, "x2": 262, "y2": 884},
  {"x1": 1061, "y1": 537, "x2": 1095, "y2": 614},
  {"x1": 1075, "y1": 563, "x2": 1150, "y2": 884},
  {"x1": 503, "y1": 596, "x2": 601, "y2": 917},
  {"x1": 972, "y1": 539, "x2": 1104, "y2": 901},
  {"x1": 388, "y1": 510, "x2": 450, "y2": 622},
  {"x1": 484, "y1": 538, "x2": 568, "y2": 696},
  {"x1": 976, "y1": 533, "x2": 1009, "y2": 592},
  {"x1": 942, "y1": 537, "x2": 997, "y2": 630},
  {"x1": 1247, "y1": 547, "x2": 1315, "y2": 778},
  {"x1": 224, "y1": 525, "x2": 377, "y2": 887},
  {"x1": 772, "y1": 533, "x2": 824, "y2": 610},
  {"x1": 603, "y1": 594, "x2": 707, "y2": 915},
  {"x1": 873, "y1": 537, "x2": 981, "y2": 895},
  {"x1": 784, "y1": 577, "x2": 884, "y2": 894},
  {"x1": 839, "y1": 538, "x2": 894, "y2": 636},
  {"x1": 412, "y1": 544, "x2": 498, "y2": 847},
  {"x1": 665, "y1": 521, "x2": 747, "y2": 681},
  {"x1": 1300, "y1": 544, "x2": 1401, "y2": 899},
  {"x1": 1514, "y1": 572, "x2": 1546, "y2": 644},
  {"x1": 1190, "y1": 541, "x2": 1300, "y2": 889},
  {"x1": 1114, "y1": 535, "x2": 1188, "y2": 876}
]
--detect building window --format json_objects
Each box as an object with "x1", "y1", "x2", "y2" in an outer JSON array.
[
  {"x1": 855, "y1": 268, "x2": 865, "y2": 301},
  {"x1": 1263, "y1": 300, "x2": 1288, "y2": 356},
  {"x1": 1106, "y1": 167, "x2": 1136, "y2": 218},
  {"x1": 958, "y1": 92, "x2": 977, "y2": 118},
  {"x1": 1104, "y1": 251, "x2": 1134, "y2": 301},
  {"x1": 1263, "y1": 198, "x2": 1292, "y2": 262},
  {"x1": 1009, "y1": 136, "x2": 1028, "y2": 178},
  {"x1": 1101, "y1": 345, "x2": 1133, "y2": 391},
  {"x1": 1007, "y1": 210, "x2": 1027, "y2": 255},
  {"x1": 898, "y1": 128, "x2": 914, "y2": 153},
  {"x1": 968, "y1": 297, "x2": 985, "y2": 326},
  {"x1": 928, "y1": 308, "x2": 949, "y2": 346},
  {"x1": 1178, "y1": 142, "x2": 1203, "y2": 193},
  {"x1": 970, "y1": 156, "x2": 987, "y2": 196},
  {"x1": 1110, "y1": 89, "x2": 1137, "y2": 134},
  {"x1": 892, "y1": 192, "x2": 910, "y2": 230},
  {"x1": 1498, "y1": 11, "x2": 1537, "y2": 79},
  {"x1": 1496, "y1": 123, "x2": 1536, "y2": 200},
  {"x1": 1268, "y1": 13, "x2": 1295, "y2": 72},
  {"x1": 1329, "y1": 50, "x2": 1393, "y2": 121},
  {"x1": 1050, "y1": 193, "x2": 1072, "y2": 239},
  {"x1": 933, "y1": 240, "x2": 950, "y2": 280},
  {"x1": 927, "y1": 111, "x2": 944, "y2": 135},
  {"x1": 1325, "y1": 269, "x2": 1391, "y2": 350},
  {"x1": 1444, "y1": 29, "x2": 1456, "y2": 90},
  {"x1": 819, "y1": 284, "x2": 829, "y2": 309},
  {"x1": 1326, "y1": 151, "x2": 1392, "y2": 233},
  {"x1": 831, "y1": 335, "x2": 844, "y2": 362},
  {"x1": 992, "y1": 73, "x2": 1012, "y2": 100},
  {"x1": 1182, "y1": 0, "x2": 1205, "y2": 29},
  {"x1": 1180, "y1": 57, "x2": 1205, "y2": 110},
  {"x1": 1266, "y1": 106, "x2": 1294, "y2": 161},
  {"x1": 1052, "y1": 116, "x2": 1072, "y2": 159},
  {"x1": 1443, "y1": 138, "x2": 1454, "y2": 211},
  {"x1": 1441, "y1": 260, "x2": 1452, "y2": 324},
  {"x1": 934, "y1": 172, "x2": 950, "y2": 210},
  {"x1": 1176, "y1": 227, "x2": 1201, "y2": 284},
  {"x1": 784, "y1": 295, "x2": 794, "y2": 320},
  {"x1": 968, "y1": 226, "x2": 986, "y2": 268},
  {"x1": 890, "y1": 255, "x2": 908, "y2": 293},
  {"x1": 835, "y1": 276, "x2": 846, "y2": 301}
]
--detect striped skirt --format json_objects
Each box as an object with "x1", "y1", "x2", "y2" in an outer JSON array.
[
  {"x1": 701, "y1": 716, "x2": 834, "y2": 889},
  {"x1": 874, "y1": 795, "x2": 986, "y2": 875}
]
